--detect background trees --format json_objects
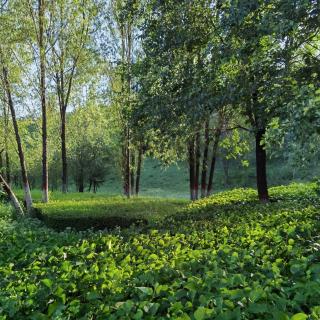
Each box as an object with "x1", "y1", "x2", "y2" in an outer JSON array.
[{"x1": 0, "y1": 0, "x2": 319, "y2": 207}]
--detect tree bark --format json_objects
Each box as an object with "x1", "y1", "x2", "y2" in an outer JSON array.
[
  {"x1": 207, "y1": 127, "x2": 222, "y2": 197},
  {"x1": 130, "y1": 150, "x2": 135, "y2": 196},
  {"x1": 2, "y1": 103, "x2": 10, "y2": 184},
  {"x1": 39, "y1": 0, "x2": 49, "y2": 203},
  {"x1": 0, "y1": 150, "x2": 3, "y2": 172},
  {"x1": 195, "y1": 131, "x2": 201, "y2": 200},
  {"x1": 135, "y1": 146, "x2": 143, "y2": 196},
  {"x1": 4, "y1": 150, "x2": 10, "y2": 184},
  {"x1": 123, "y1": 128, "x2": 130, "y2": 198},
  {"x1": 78, "y1": 179, "x2": 84, "y2": 192},
  {"x1": 61, "y1": 111, "x2": 68, "y2": 193},
  {"x1": 255, "y1": 128, "x2": 269, "y2": 202},
  {"x1": 0, "y1": 173, "x2": 24, "y2": 215},
  {"x1": 188, "y1": 138, "x2": 196, "y2": 201},
  {"x1": 1, "y1": 66, "x2": 33, "y2": 211},
  {"x1": 201, "y1": 119, "x2": 210, "y2": 198}
]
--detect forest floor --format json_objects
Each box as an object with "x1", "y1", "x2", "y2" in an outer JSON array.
[
  {"x1": 1, "y1": 183, "x2": 320, "y2": 319},
  {"x1": 16, "y1": 156, "x2": 319, "y2": 199}
]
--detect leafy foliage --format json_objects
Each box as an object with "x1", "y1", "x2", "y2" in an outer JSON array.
[{"x1": 1, "y1": 183, "x2": 320, "y2": 319}]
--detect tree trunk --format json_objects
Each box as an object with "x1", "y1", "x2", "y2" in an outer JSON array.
[
  {"x1": 93, "y1": 181, "x2": 97, "y2": 193},
  {"x1": 5, "y1": 150, "x2": 10, "y2": 184},
  {"x1": 207, "y1": 128, "x2": 222, "y2": 197},
  {"x1": 39, "y1": 0, "x2": 49, "y2": 203},
  {"x1": 201, "y1": 119, "x2": 210, "y2": 198},
  {"x1": 123, "y1": 128, "x2": 130, "y2": 198},
  {"x1": 130, "y1": 151, "x2": 135, "y2": 196},
  {"x1": 195, "y1": 131, "x2": 201, "y2": 200},
  {"x1": 135, "y1": 146, "x2": 143, "y2": 196},
  {"x1": 0, "y1": 151, "x2": 3, "y2": 172},
  {"x1": 61, "y1": 111, "x2": 68, "y2": 193},
  {"x1": 2, "y1": 103, "x2": 10, "y2": 184},
  {"x1": 188, "y1": 138, "x2": 196, "y2": 201},
  {"x1": 78, "y1": 170, "x2": 84, "y2": 192},
  {"x1": 1, "y1": 66, "x2": 33, "y2": 211},
  {"x1": 0, "y1": 174, "x2": 24, "y2": 215},
  {"x1": 255, "y1": 128, "x2": 269, "y2": 202}
]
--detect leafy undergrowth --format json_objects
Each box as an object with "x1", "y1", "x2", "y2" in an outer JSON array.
[
  {"x1": 33, "y1": 197, "x2": 187, "y2": 230},
  {"x1": 1, "y1": 183, "x2": 320, "y2": 319}
]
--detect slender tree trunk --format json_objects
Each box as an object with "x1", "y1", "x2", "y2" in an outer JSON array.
[
  {"x1": 3, "y1": 103, "x2": 10, "y2": 184},
  {"x1": 130, "y1": 151, "x2": 135, "y2": 196},
  {"x1": 5, "y1": 151, "x2": 10, "y2": 184},
  {"x1": 61, "y1": 111, "x2": 68, "y2": 193},
  {"x1": 39, "y1": 0, "x2": 49, "y2": 203},
  {"x1": 93, "y1": 181, "x2": 97, "y2": 193},
  {"x1": 78, "y1": 168, "x2": 84, "y2": 192},
  {"x1": 1, "y1": 66, "x2": 33, "y2": 211},
  {"x1": 135, "y1": 146, "x2": 143, "y2": 196},
  {"x1": 194, "y1": 131, "x2": 201, "y2": 200},
  {"x1": 0, "y1": 151, "x2": 3, "y2": 172},
  {"x1": 0, "y1": 174, "x2": 24, "y2": 215},
  {"x1": 207, "y1": 127, "x2": 222, "y2": 197},
  {"x1": 255, "y1": 128, "x2": 269, "y2": 202},
  {"x1": 201, "y1": 119, "x2": 210, "y2": 198},
  {"x1": 188, "y1": 138, "x2": 196, "y2": 201},
  {"x1": 123, "y1": 128, "x2": 130, "y2": 198}
]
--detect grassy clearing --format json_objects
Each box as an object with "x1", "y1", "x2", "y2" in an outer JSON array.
[
  {"x1": 14, "y1": 155, "x2": 319, "y2": 200},
  {"x1": 1, "y1": 183, "x2": 320, "y2": 319}
]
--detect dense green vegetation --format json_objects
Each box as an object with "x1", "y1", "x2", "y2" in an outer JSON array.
[
  {"x1": 33, "y1": 196, "x2": 187, "y2": 230},
  {"x1": 1, "y1": 183, "x2": 320, "y2": 319},
  {"x1": 0, "y1": 1, "x2": 319, "y2": 319}
]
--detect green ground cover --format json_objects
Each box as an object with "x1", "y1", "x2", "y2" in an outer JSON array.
[
  {"x1": 1, "y1": 183, "x2": 320, "y2": 319},
  {"x1": 33, "y1": 197, "x2": 188, "y2": 230}
]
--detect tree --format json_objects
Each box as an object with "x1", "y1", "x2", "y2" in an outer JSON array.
[
  {"x1": 68, "y1": 103, "x2": 115, "y2": 193},
  {"x1": 49, "y1": 0, "x2": 93, "y2": 193},
  {"x1": 38, "y1": 0, "x2": 49, "y2": 202},
  {"x1": 0, "y1": 56, "x2": 33, "y2": 211},
  {"x1": 109, "y1": 0, "x2": 141, "y2": 197},
  {"x1": 136, "y1": 0, "x2": 231, "y2": 200}
]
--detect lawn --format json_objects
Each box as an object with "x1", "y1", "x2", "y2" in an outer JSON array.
[{"x1": 1, "y1": 183, "x2": 320, "y2": 319}]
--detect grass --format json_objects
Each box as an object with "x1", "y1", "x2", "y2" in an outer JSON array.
[
  {"x1": 13, "y1": 153, "x2": 320, "y2": 200},
  {"x1": 1, "y1": 182, "x2": 320, "y2": 319}
]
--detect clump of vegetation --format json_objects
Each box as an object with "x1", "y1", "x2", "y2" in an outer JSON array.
[
  {"x1": 33, "y1": 197, "x2": 187, "y2": 230},
  {"x1": 1, "y1": 183, "x2": 320, "y2": 319}
]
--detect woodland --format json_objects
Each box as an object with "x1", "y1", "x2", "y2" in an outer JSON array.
[{"x1": 0, "y1": 0, "x2": 320, "y2": 319}]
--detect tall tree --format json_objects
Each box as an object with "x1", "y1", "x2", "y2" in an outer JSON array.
[
  {"x1": 38, "y1": 0, "x2": 49, "y2": 202},
  {"x1": 111, "y1": 0, "x2": 140, "y2": 198},
  {"x1": 0, "y1": 53, "x2": 33, "y2": 211},
  {"x1": 49, "y1": 0, "x2": 92, "y2": 193}
]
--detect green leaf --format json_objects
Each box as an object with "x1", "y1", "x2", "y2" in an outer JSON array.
[
  {"x1": 41, "y1": 279, "x2": 53, "y2": 289},
  {"x1": 194, "y1": 307, "x2": 206, "y2": 320},
  {"x1": 291, "y1": 313, "x2": 308, "y2": 320},
  {"x1": 136, "y1": 287, "x2": 153, "y2": 296}
]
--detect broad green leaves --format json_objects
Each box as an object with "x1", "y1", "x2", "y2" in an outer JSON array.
[{"x1": 1, "y1": 183, "x2": 320, "y2": 318}]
